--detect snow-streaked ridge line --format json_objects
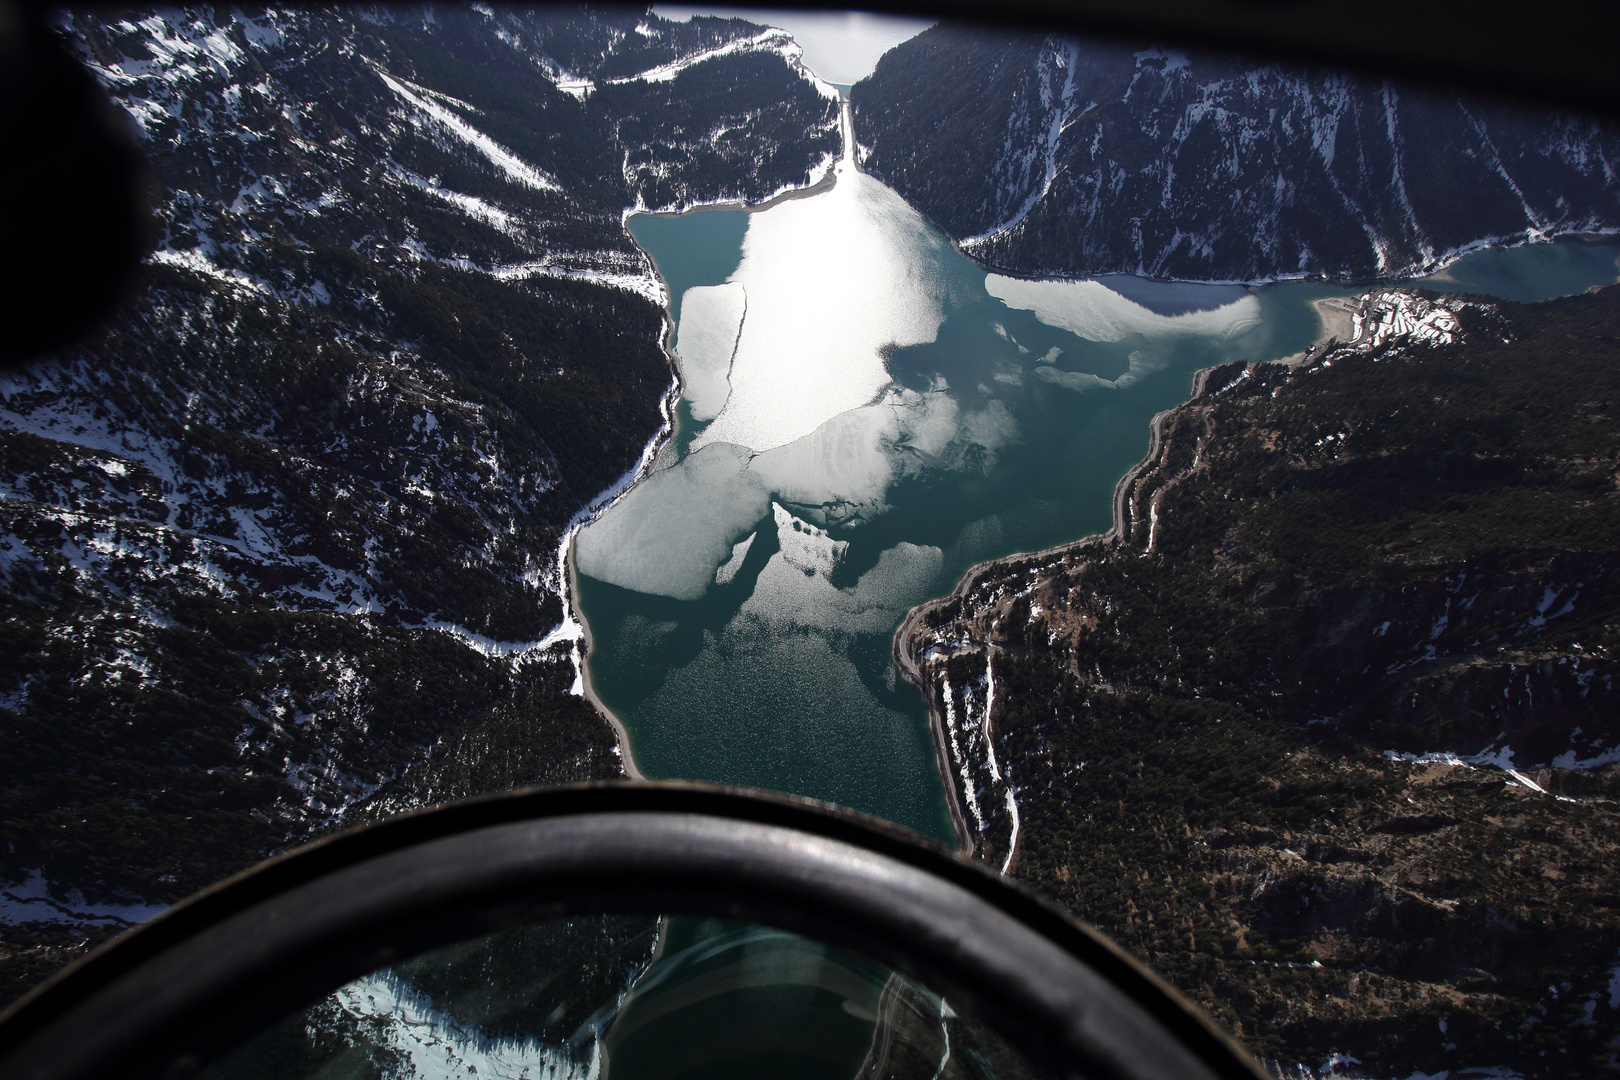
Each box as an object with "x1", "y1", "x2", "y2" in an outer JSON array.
[
  {"x1": 489, "y1": 260, "x2": 665, "y2": 304},
  {"x1": 373, "y1": 65, "x2": 560, "y2": 192},
  {"x1": 603, "y1": 28, "x2": 793, "y2": 85},
  {"x1": 392, "y1": 165, "x2": 517, "y2": 233},
  {"x1": 960, "y1": 38, "x2": 1082, "y2": 246},
  {"x1": 1001, "y1": 788, "x2": 1020, "y2": 875},
  {"x1": 982, "y1": 655, "x2": 1021, "y2": 874},
  {"x1": 941, "y1": 674, "x2": 985, "y2": 830}
]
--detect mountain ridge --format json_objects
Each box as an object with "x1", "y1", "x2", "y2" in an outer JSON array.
[{"x1": 852, "y1": 28, "x2": 1620, "y2": 283}]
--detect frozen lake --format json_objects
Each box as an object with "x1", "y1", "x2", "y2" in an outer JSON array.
[{"x1": 576, "y1": 105, "x2": 1620, "y2": 842}]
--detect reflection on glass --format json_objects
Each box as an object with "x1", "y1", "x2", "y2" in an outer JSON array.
[{"x1": 203, "y1": 916, "x2": 1055, "y2": 1080}]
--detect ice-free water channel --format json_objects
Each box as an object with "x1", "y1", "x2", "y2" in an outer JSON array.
[{"x1": 576, "y1": 101, "x2": 1620, "y2": 844}]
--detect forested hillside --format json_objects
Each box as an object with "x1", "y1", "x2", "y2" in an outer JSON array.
[
  {"x1": 0, "y1": 3, "x2": 837, "y2": 1006},
  {"x1": 903, "y1": 286, "x2": 1620, "y2": 1076}
]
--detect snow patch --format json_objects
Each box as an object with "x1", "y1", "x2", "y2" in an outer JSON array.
[
  {"x1": 0, "y1": 870, "x2": 166, "y2": 929},
  {"x1": 1384, "y1": 744, "x2": 1562, "y2": 797}
]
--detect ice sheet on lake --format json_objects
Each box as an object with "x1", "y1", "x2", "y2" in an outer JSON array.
[
  {"x1": 1089, "y1": 275, "x2": 1251, "y2": 317},
  {"x1": 714, "y1": 531, "x2": 756, "y2": 585},
  {"x1": 773, "y1": 502, "x2": 847, "y2": 578},
  {"x1": 1034, "y1": 349, "x2": 1162, "y2": 393},
  {"x1": 985, "y1": 274, "x2": 1261, "y2": 343},
  {"x1": 750, "y1": 403, "x2": 898, "y2": 525},
  {"x1": 851, "y1": 541, "x2": 945, "y2": 611},
  {"x1": 695, "y1": 157, "x2": 954, "y2": 454},
  {"x1": 746, "y1": 385, "x2": 1012, "y2": 529},
  {"x1": 675, "y1": 282, "x2": 746, "y2": 422},
  {"x1": 588, "y1": 126, "x2": 1021, "y2": 603},
  {"x1": 575, "y1": 443, "x2": 768, "y2": 600},
  {"x1": 952, "y1": 398, "x2": 1019, "y2": 461},
  {"x1": 743, "y1": 525, "x2": 944, "y2": 635},
  {"x1": 746, "y1": 507, "x2": 944, "y2": 637},
  {"x1": 582, "y1": 379, "x2": 1019, "y2": 600}
]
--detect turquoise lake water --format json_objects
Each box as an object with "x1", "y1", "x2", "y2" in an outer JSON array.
[{"x1": 579, "y1": 170, "x2": 1620, "y2": 846}]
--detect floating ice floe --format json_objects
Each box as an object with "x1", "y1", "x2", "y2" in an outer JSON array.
[
  {"x1": 1034, "y1": 350, "x2": 1158, "y2": 392},
  {"x1": 742, "y1": 523, "x2": 942, "y2": 636},
  {"x1": 773, "y1": 502, "x2": 847, "y2": 578},
  {"x1": 714, "y1": 531, "x2": 756, "y2": 585},
  {"x1": 575, "y1": 443, "x2": 768, "y2": 601},
  {"x1": 985, "y1": 274, "x2": 1262, "y2": 344},
  {"x1": 675, "y1": 282, "x2": 746, "y2": 421},
  {"x1": 581, "y1": 381, "x2": 999, "y2": 601}
]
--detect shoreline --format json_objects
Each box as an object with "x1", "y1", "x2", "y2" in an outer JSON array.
[
  {"x1": 631, "y1": 158, "x2": 840, "y2": 225},
  {"x1": 568, "y1": 528, "x2": 646, "y2": 782},
  {"x1": 1274, "y1": 296, "x2": 1358, "y2": 367},
  {"x1": 890, "y1": 392, "x2": 1182, "y2": 858},
  {"x1": 892, "y1": 292, "x2": 1365, "y2": 859},
  {"x1": 628, "y1": 94, "x2": 857, "y2": 225},
  {"x1": 944, "y1": 225, "x2": 1620, "y2": 292}
]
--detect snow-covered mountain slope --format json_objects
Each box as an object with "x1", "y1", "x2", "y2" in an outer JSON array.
[
  {"x1": 0, "y1": 3, "x2": 838, "y2": 1003},
  {"x1": 852, "y1": 28, "x2": 1620, "y2": 281},
  {"x1": 74, "y1": 4, "x2": 838, "y2": 291}
]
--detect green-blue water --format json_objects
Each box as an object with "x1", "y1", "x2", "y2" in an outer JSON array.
[
  {"x1": 582, "y1": 193, "x2": 1619, "y2": 846},
  {"x1": 1412, "y1": 236, "x2": 1620, "y2": 301}
]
